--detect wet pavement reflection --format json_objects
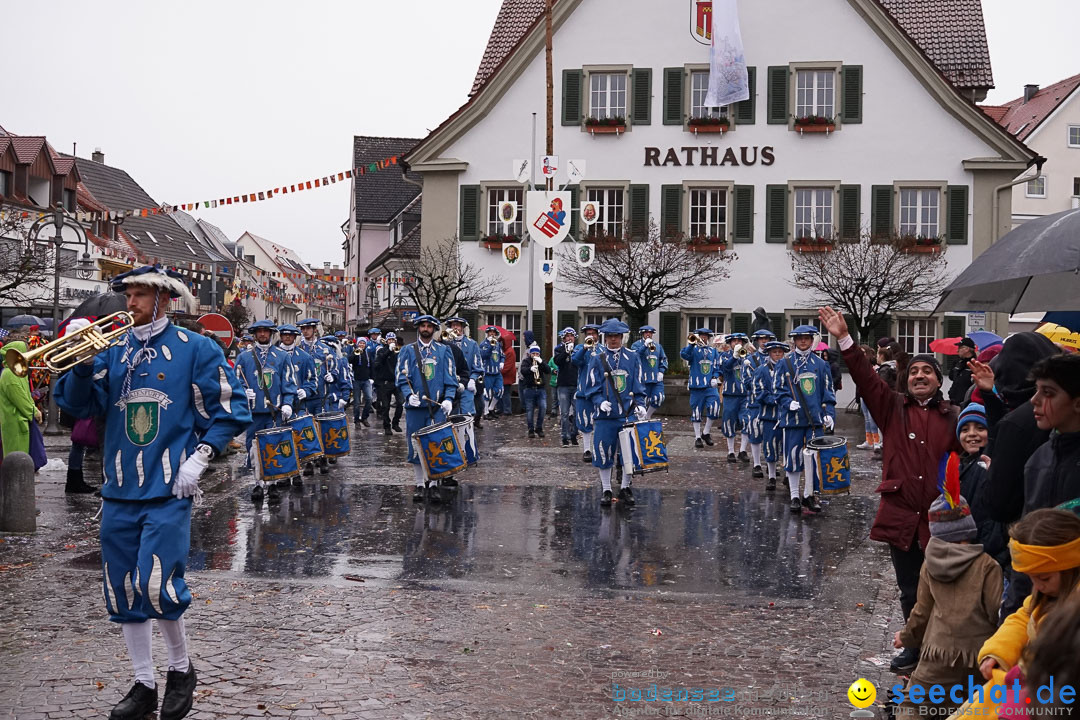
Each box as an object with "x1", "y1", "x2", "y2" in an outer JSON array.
[{"x1": 175, "y1": 480, "x2": 875, "y2": 600}]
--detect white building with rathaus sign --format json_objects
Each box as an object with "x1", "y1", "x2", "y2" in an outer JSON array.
[{"x1": 392, "y1": 0, "x2": 1034, "y2": 355}]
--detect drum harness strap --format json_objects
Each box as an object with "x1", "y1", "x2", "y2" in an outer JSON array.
[
  {"x1": 599, "y1": 351, "x2": 629, "y2": 422},
  {"x1": 414, "y1": 342, "x2": 437, "y2": 424},
  {"x1": 249, "y1": 348, "x2": 279, "y2": 422},
  {"x1": 784, "y1": 356, "x2": 822, "y2": 438}
]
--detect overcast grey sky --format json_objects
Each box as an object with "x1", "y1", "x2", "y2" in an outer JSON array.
[{"x1": 3, "y1": 0, "x2": 1075, "y2": 268}]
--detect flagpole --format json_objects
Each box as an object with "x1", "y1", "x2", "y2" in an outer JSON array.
[
  {"x1": 543, "y1": 0, "x2": 554, "y2": 354},
  {"x1": 527, "y1": 112, "x2": 537, "y2": 334}
]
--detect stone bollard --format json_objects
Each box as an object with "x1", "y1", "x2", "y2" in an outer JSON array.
[{"x1": 0, "y1": 451, "x2": 36, "y2": 533}]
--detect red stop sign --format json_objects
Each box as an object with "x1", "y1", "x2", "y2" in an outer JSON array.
[{"x1": 198, "y1": 313, "x2": 235, "y2": 347}]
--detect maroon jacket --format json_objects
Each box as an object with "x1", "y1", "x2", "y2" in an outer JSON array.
[{"x1": 843, "y1": 344, "x2": 960, "y2": 551}]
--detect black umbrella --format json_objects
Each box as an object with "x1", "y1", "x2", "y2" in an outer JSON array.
[
  {"x1": 71, "y1": 292, "x2": 128, "y2": 319},
  {"x1": 6, "y1": 313, "x2": 45, "y2": 328},
  {"x1": 936, "y1": 208, "x2": 1080, "y2": 313}
]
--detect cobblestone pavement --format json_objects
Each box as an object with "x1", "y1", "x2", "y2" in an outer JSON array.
[{"x1": 1, "y1": 411, "x2": 906, "y2": 719}]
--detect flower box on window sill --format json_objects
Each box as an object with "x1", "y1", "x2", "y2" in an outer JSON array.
[
  {"x1": 687, "y1": 236, "x2": 728, "y2": 252},
  {"x1": 592, "y1": 236, "x2": 628, "y2": 251},
  {"x1": 792, "y1": 239, "x2": 835, "y2": 253},
  {"x1": 480, "y1": 235, "x2": 521, "y2": 250},
  {"x1": 585, "y1": 116, "x2": 627, "y2": 135},
  {"x1": 900, "y1": 242, "x2": 943, "y2": 254},
  {"x1": 688, "y1": 118, "x2": 730, "y2": 135},
  {"x1": 793, "y1": 116, "x2": 836, "y2": 135}
]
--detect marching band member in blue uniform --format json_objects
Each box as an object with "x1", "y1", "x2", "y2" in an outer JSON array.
[
  {"x1": 631, "y1": 325, "x2": 668, "y2": 419},
  {"x1": 396, "y1": 316, "x2": 458, "y2": 503},
  {"x1": 297, "y1": 318, "x2": 335, "y2": 418},
  {"x1": 582, "y1": 319, "x2": 647, "y2": 507},
  {"x1": 479, "y1": 325, "x2": 505, "y2": 419},
  {"x1": 680, "y1": 328, "x2": 722, "y2": 449},
  {"x1": 277, "y1": 324, "x2": 319, "y2": 476},
  {"x1": 572, "y1": 323, "x2": 601, "y2": 462},
  {"x1": 56, "y1": 265, "x2": 251, "y2": 720},
  {"x1": 774, "y1": 325, "x2": 836, "y2": 514},
  {"x1": 718, "y1": 332, "x2": 752, "y2": 463},
  {"x1": 321, "y1": 334, "x2": 351, "y2": 414},
  {"x1": 750, "y1": 340, "x2": 789, "y2": 491},
  {"x1": 552, "y1": 327, "x2": 580, "y2": 447},
  {"x1": 236, "y1": 320, "x2": 297, "y2": 500},
  {"x1": 742, "y1": 329, "x2": 776, "y2": 476},
  {"x1": 447, "y1": 316, "x2": 483, "y2": 419}
]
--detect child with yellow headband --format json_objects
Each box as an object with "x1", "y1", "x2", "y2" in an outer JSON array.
[{"x1": 949, "y1": 509, "x2": 1080, "y2": 718}]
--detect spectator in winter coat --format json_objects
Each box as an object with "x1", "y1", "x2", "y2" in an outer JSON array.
[
  {"x1": 1023, "y1": 354, "x2": 1080, "y2": 515},
  {"x1": 500, "y1": 338, "x2": 517, "y2": 416},
  {"x1": 0, "y1": 341, "x2": 39, "y2": 458},
  {"x1": 553, "y1": 328, "x2": 580, "y2": 447},
  {"x1": 948, "y1": 337, "x2": 976, "y2": 405},
  {"x1": 820, "y1": 307, "x2": 960, "y2": 675},
  {"x1": 954, "y1": 404, "x2": 1010, "y2": 567}
]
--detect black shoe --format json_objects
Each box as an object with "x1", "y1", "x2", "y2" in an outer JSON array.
[
  {"x1": 251, "y1": 485, "x2": 264, "y2": 501},
  {"x1": 318, "y1": 460, "x2": 329, "y2": 475},
  {"x1": 160, "y1": 662, "x2": 197, "y2": 720},
  {"x1": 354, "y1": 419, "x2": 362, "y2": 427},
  {"x1": 599, "y1": 490, "x2": 613, "y2": 507},
  {"x1": 571, "y1": 435, "x2": 579, "y2": 446},
  {"x1": 694, "y1": 437, "x2": 704, "y2": 449},
  {"x1": 427, "y1": 485, "x2": 441, "y2": 505},
  {"x1": 442, "y1": 477, "x2": 458, "y2": 487},
  {"x1": 789, "y1": 497, "x2": 803, "y2": 513},
  {"x1": 412, "y1": 487, "x2": 425, "y2": 502},
  {"x1": 727, "y1": 453, "x2": 737, "y2": 463},
  {"x1": 537, "y1": 428, "x2": 545, "y2": 438},
  {"x1": 392, "y1": 424, "x2": 403, "y2": 433},
  {"x1": 766, "y1": 477, "x2": 777, "y2": 491},
  {"x1": 582, "y1": 450, "x2": 593, "y2": 463},
  {"x1": 110, "y1": 682, "x2": 158, "y2": 720},
  {"x1": 275, "y1": 476, "x2": 290, "y2": 487},
  {"x1": 384, "y1": 427, "x2": 393, "y2": 436},
  {"x1": 291, "y1": 476, "x2": 303, "y2": 487},
  {"x1": 360, "y1": 419, "x2": 370, "y2": 428},
  {"x1": 752, "y1": 465, "x2": 764, "y2": 478},
  {"x1": 528, "y1": 429, "x2": 536, "y2": 438},
  {"x1": 890, "y1": 647, "x2": 920, "y2": 674},
  {"x1": 562, "y1": 438, "x2": 570, "y2": 447},
  {"x1": 328, "y1": 457, "x2": 337, "y2": 465},
  {"x1": 738, "y1": 451, "x2": 750, "y2": 463},
  {"x1": 618, "y1": 487, "x2": 635, "y2": 506},
  {"x1": 303, "y1": 464, "x2": 314, "y2": 477},
  {"x1": 803, "y1": 495, "x2": 823, "y2": 513},
  {"x1": 702, "y1": 434, "x2": 714, "y2": 446},
  {"x1": 64, "y1": 468, "x2": 97, "y2": 494}
]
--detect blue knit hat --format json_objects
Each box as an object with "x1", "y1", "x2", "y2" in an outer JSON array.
[{"x1": 956, "y1": 403, "x2": 988, "y2": 439}]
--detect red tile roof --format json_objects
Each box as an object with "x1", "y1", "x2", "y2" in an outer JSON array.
[
  {"x1": 978, "y1": 73, "x2": 1080, "y2": 141},
  {"x1": 470, "y1": 0, "x2": 995, "y2": 97},
  {"x1": 9, "y1": 136, "x2": 47, "y2": 164}
]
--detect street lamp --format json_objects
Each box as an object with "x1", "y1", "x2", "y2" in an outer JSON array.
[{"x1": 27, "y1": 203, "x2": 92, "y2": 434}]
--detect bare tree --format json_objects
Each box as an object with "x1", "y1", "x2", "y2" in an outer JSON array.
[
  {"x1": 0, "y1": 207, "x2": 76, "y2": 306},
  {"x1": 557, "y1": 221, "x2": 736, "y2": 329},
  {"x1": 398, "y1": 236, "x2": 507, "y2": 318},
  {"x1": 788, "y1": 234, "x2": 950, "y2": 342},
  {"x1": 221, "y1": 300, "x2": 251, "y2": 335}
]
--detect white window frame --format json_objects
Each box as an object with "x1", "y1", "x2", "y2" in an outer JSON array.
[
  {"x1": 483, "y1": 185, "x2": 524, "y2": 239},
  {"x1": 1026, "y1": 176, "x2": 1047, "y2": 199},
  {"x1": 686, "y1": 66, "x2": 730, "y2": 121},
  {"x1": 482, "y1": 308, "x2": 525, "y2": 358},
  {"x1": 1068, "y1": 125, "x2": 1080, "y2": 148},
  {"x1": 789, "y1": 314, "x2": 824, "y2": 337},
  {"x1": 795, "y1": 69, "x2": 835, "y2": 119},
  {"x1": 580, "y1": 183, "x2": 628, "y2": 239},
  {"x1": 686, "y1": 184, "x2": 730, "y2": 241},
  {"x1": 898, "y1": 187, "x2": 941, "y2": 240},
  {"x1": 584, "y1": 66, "x2": 629, "y2": 123},
  {"x1": 787, "y1": 62, "x2": 842, "y2": 128},
  {"x1": 897, "y1": 317, "x2": 936, "y2": 355},
  {"x1": 686, "y1": 312, "x2": 726, "y2": 336},
  {"x1": 790, "y1": 182, "x2": 839, "y2": 242},
  {"x1": 583, "y1": 309, "x2": 623, "y2": 328}
]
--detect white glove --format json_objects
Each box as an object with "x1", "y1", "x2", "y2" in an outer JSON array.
[
  {"x1": 634, "y1": 406, "x2": 648, "y2": 421},
  {"x1": 172, "y1": 446, "x2": 211, "y2": 499},
  {"x1": 280, "y1": 404, "x2": 293, "y2": 421},
  {"x1": 657, "y1": 373, "x2": 664, "y2": 383},
  {"x1": 407, "y1": 394, "x2": 421, "y2": 408},
  {"x1": 440, "y1": 399, "x2": 453, "y2": 416},
  {"x1": 296, "y1": 389, "x2": 307, "y2": 401},
  {"x1": 600, "y1": 400, "x2": 613, "y2": 413},
  {"x1": 458, "y1": 383, "x2": 466, "y2": 392},
  {"x1": 63, "y1": 317, "x2": 92, "y2": 339},
  {"x1": 498, "y1": 363, "x2": 504, "y2": 372},
  {"x1": 324, "y1": 372, "x2": 334, "y2": 382},
  {"x1": 789, "y1": 400, "x2": 801, "y2": 412},
  {"x1": 245, "y1": 388, "x2": 256, "y2": 401},
  {"x1": 710, "y1": 378, "x2": 720, "y2": 387},
  {"x1": 337, "y1": 399, "x2": 347, "y2": 410},
  {"x1": 467, "y1": 379, "x2": 476, "y2": 393},
  {"x1": 823, "y1": 415, "x2": 834, "y2": 432}
]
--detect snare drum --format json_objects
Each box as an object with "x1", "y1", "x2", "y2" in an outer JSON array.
[
  {"x1": 617, "y1": 419, "x2": 669, "y2": 475},
  {"x1": 448, "y1": 414, "x2": 478, "y2": 466},
  {"x1": 412, "y1": 421, "x2": 466, "y2": 481},
  {"x1": 316, "y1": 412, "x2": 350, "y2": 457},
  {"x1": 255, "y1": 426, "x2": 300, "y2": 483},
  {"x1": 288, "y1": 413, "x2": 324, "y2": 463},
  {"x1": 807, "y1": 435, "x2": 850, "y2": 494}
]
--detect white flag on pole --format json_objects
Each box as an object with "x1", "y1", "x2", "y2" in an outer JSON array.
[{"x1": 705, "y1": 0, "x2": 749, "y2": 107}]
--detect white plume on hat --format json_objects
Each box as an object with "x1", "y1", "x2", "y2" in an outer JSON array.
[{"x1": 115, "y1": 269, "x2": 196, "y2": 306}]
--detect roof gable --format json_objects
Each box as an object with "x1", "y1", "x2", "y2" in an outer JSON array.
[
  {"x1": 979, "y1": 73, "x2": 1080, "y2": 142},
  {"x1": 353, "y1": 136, "x2": 422, "y2": 224}
]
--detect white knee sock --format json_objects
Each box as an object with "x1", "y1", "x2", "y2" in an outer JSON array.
[
  {"x1": 583, "y1": 431, "x2": 593, "y2": 449},
  {"x1": 740, "y1": 434, "x2": 752, "y2": 453},
  {"x1": 692, "y1": 421, "x2": 702, "y2": 439},
  {"x1": 789, "y1": 470, "x2": 802, "y2": 500},
  {"x1": 122, "y1": 621, "x2": 155, "y2": 688},
  {"x1": 803, "y1": 467, "x2": 815, "y2": 497},
  {"x1": 726, "y1": 437, "x2": 736, "y2": 454},
  {"x1": 413, "y1": 464, "x2": 425, "y2": 487},
  {"x1": 751, "y1": 443, "x2": 762, "y2": 466},
  {"x1": 645, "y1": 406, "x2": 656, "y2": 420},
  {"x1": 703, "y1": 418, "x2": 713, "y2": 435},
  {"x1": 599, "y1": 467, "x2": 612, "y2": 492},
  {"x1": 157, "y1": 617, "x2": 189, "y2": 672},
  {"x1": 621, "y1": 471, "x2": 632, "y2": 488},
  {"x1": 766, "y1": 461, "x2": 777, "y2": 479}
]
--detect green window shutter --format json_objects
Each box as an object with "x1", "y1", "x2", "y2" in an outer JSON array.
[
  {"x1": 660, "y1": 184, "x2": 683, "y2": 238},
  {"x1": 734, "y1": 67, "x2": 756, "y2": 125},
  {"x1": 532, "y1": 311, "x2": 546, "y2": 349},
  {"x1": 765, "y1": 184, "x2": 787, "y2": 243},
  {"x1": 459, "y1": 185, "x2": 481, "y2": 241},
  {"x1": 870, "y1": 315, "x2": 892, "y2": 347},
  {"x1": 459, "y1": 309, "x2": 478, "y2": 330},
  {"x1": 941, "y1": 315, "x2": 966, "y2": 370},
  {"x1": 731, "y1": 313, "x2": 751, "y2": 335},
  {"x1": 632, "y1": 68, "x2": 652, "y2": 125},
  {"x1": 838, "y1": 184, "x2": 861, "y2": 242},
  {"x1": 659, "y1": 311, "x2": 680, "y2": 361},
  {"x1": 567, "y1": 186, "x2": 579, "y2": 242},
  {"x1": 767, "y1": 66, "x2": 789, "y2": 124},
  {"x1": 557, "y1": 311, "x2": 577, "y2": 336},
  {"x1": 562, "y1": 69, "x2": 583, "y2": 126},
  {"x1": 663, "y1": 67, "x2": 684, "y2": 125},
  {"x1": 768, "y1": 313, "x2": 786, "y2": 335},
  {"x1": 628, "y1": 184, "x2": 649, "y2": 239},
  {"x1": 871, "y1": 185, "x2": 894, "y2": 240},
  {"x1": 841, "y1": 65, "x2": 863, "y2": 124},
  {"x1": 946, "y1": 185, "x2": 969, "y2": 245},
  {"x1": 732, "y1": 185, "x2": 754, "y2": 243}
]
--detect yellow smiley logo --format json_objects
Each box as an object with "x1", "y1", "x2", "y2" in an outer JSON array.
[{"x1": 847, "y1": 678, "x2": 876, "y2": 709}]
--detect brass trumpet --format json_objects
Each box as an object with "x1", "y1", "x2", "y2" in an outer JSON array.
[
  {"x1": 645, "y1": 338, "x2": 656, "y2": 350},
  {"x1": 583, "y1": 335, "x2": 597, "y2": 349},
  {"x1": 439, "y1": 328, "x2": 460, "y2": 343},
  {"x1": 735, "y1": 344, "x2": 748, "y2": 359},
  {"x1": 6, "y1": 311, "x2": 134, "y2": 377},
  {"x1": 687, "y1": 333, "x2": 704, "y2": 347}
]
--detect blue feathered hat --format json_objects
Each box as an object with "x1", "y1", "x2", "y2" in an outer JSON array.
[
  {"x1": 414, "y1": 314, "x2": 440, "y2": 328},
  {"x1": 248, "y1": 319, "x2": 278, "y2": 333},
  {"x1": 751, "y1": 329, "x2": 777, "y2": 339},
  {"x1": 599, "y1": 318, "x2": 630, "y2": 335},
  {"x1": 560, "y1": 327, "x2": 577, "y2": 338},
  {"x1": 278, "y1": 324, "x2": 300, "y2": 335},
  {"x1": 297, "y1": 317, "x2": 320, "y2": 327},
  {"x1": 764, "y1": 340, "x2": 790, "y2": 352},
  {"x1": 790, "y1": 324, "x2": 819, "y2": 337},
  {"x1": 638, "y1": 325, "x2": 657, "y2": 333},
  {"x1": 109, "y1": 264, "x2": 194, "y2": 305}
]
